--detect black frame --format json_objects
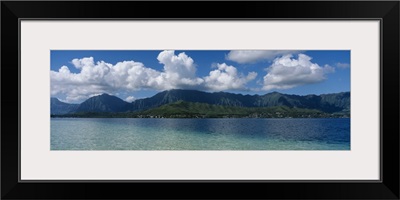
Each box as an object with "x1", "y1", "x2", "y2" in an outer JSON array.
[{"x1": 2, "y1": 1, "x2": 399, "y2": 199}]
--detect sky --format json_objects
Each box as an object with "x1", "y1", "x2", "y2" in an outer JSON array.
[{"x1": 50, "y1": 50, "x2": 350, "y2": 103}]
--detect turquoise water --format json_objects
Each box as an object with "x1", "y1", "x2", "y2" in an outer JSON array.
[{"x1": 51, "y1": 118, "x2": 350, "y2": 150}]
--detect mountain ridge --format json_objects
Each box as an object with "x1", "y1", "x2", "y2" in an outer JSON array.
[
  {"x1": 51, "y1": 98, "x2": 79, "y2": 115},
  {"x1": 51, "y1": 89, "x2": 350, "y2": 115}
]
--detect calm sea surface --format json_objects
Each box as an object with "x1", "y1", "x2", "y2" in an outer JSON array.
[{"x1": 51, "y1": 118, "x2": 350, "y2": 150}]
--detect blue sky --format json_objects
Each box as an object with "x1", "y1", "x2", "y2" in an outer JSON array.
[{"x1": 51, "y1": 50, "x2": 350, "y2": 103}]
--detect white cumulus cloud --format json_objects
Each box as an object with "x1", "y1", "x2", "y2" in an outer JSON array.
[
  {"x1": 125, "y1": 96, "x2": 136, "y2": 103},
  {"x1": 262, "y1": 54, "x2": 334, "y2": 90},
  {"x1": 52, "y1": 51, "x2": 199, "y2": 102},
  {"x1": 156, "y1": 50, "x2": 204, "y2": 89},
  {"x1": 51, "y1": 59, "x2": 159, "y2": 102},
  {"x1": 51, "y1": 51, "x2": 258, "y2": 103},
  {"x1": 71, "y1": 57, "x2": 95, "y2": 69},
  {"x1": 226, "y1": 50, "x2": 301, "y2": 64},
  {"x1": 204, "y1": 63, "x2": 257, "y2": 91},
  {"x1": 157, "y1": 50, "x2": 196, "y2": 78}
]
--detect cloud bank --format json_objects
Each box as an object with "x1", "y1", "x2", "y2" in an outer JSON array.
[
  {"x1": 51, "y1": 50, "x2": 338, "y2": 102},
  {"x1": 262, "y1": 54, "x2": 334, "y2": 90},
  {"x1": 51, "y1": 50, "x2": 257, "y2": 102}
]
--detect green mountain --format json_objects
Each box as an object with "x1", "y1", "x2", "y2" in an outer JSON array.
[
  {"x1": 51, "y1": 89, "x2": 350, "y2": 117},
  {"x1": 130, "y1": 89, "x2": 350, "y2": 113},
  {"x1": 50, "y1": 98, "x2": 79, "y2": 115},
  {"x1": 75, "y1": 93, "x2": 131, "y2": 113}
]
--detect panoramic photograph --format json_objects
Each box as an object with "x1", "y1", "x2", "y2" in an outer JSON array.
[{"x1": 50, "y1": 50, "x2": 350, "y2": 150}]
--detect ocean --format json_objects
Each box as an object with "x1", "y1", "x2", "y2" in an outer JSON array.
[{"x1": 51, "y1": 118, "x2": 350, "y2": 150}]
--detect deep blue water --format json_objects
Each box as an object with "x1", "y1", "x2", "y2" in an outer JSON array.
[{"x1": 51, "y1": 118, "x2": 350, "y2": 150}]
